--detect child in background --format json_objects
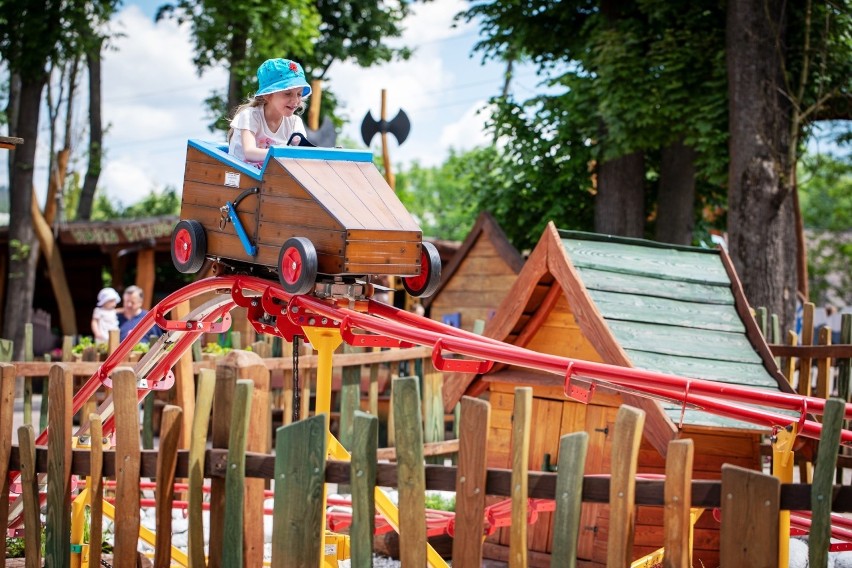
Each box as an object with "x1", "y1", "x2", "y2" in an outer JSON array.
[
  {"x1": 91, "y1": 287, "x2": 121, "y2": 343},
  {"x1": 228, "y1": 58, "x2": 312, "y2": 164}
]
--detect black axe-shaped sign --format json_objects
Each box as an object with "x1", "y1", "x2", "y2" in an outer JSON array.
[{"x1": 361, "y1": 108, "x2": 411, "y2": 147}]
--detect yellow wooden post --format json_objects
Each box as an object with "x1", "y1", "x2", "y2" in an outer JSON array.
[{"x1": 772, "y1": 424, "x2": 796, "y2": 568}]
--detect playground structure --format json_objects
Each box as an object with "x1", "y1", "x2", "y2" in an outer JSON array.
[
  {"x1": 3, "y1": 138, "x2": 852, "y2": 566},
  {"x1": 2, "y1": 273, "x2": 852, "y2": 567}
]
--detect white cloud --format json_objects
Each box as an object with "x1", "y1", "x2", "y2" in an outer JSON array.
[{"x1": 439, "y1": 101, "x2": 494, "y2": 155}]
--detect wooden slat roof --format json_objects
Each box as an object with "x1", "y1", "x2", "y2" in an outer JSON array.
[{"x1": 558, "y1": 229, "x2": 794, "y2": 430}]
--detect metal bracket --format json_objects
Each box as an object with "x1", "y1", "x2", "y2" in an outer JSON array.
[
  {"x1": 563, "y1": 362, "x2": 596, "y2": 404},
  {"x1": 431, "y1": 339, "x2": 493, "y2": 374},
  {"x1": 155, "y1": 311, "x2": 232, "y2": 333},
  {"x1": 340, "y1": 316, "x2": 412, "y2": 348},
  {"x1": 220, "y1": 187, "x2": 259, "y2": 257}
]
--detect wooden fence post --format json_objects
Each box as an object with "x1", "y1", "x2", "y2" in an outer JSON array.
[
  {"x1": 0, "y1": 362, "x2": 15, "y2": 553},
  {"x1": 188, "y1": 368, "x2": 216, "y2": 568},
  {"x1": 809, "y1": 398, "x2": 845, "y2": 568},
  {"x1": 550, "y1": 431, "x2": 589, "y2": 568},
  {"x1": 18, "y1": 424, "x2": 39, "y2": 568},
  {"x1": 510, "y1": 387, "x2": 533, "y2": 568},
  {"x1": 394, "y1": 376, "x2": 427, "y2": 567},
  {"x1": 423, "y1": 357, "x2": 444, "y2": 464},
  {"x1": 453, "y1": 396, "x2": 492, "y2": 568},
  {"x1": 720, "y1": 464, "x2": 779, "y2": 568},
  {"x1": 223, "y1": 380, "x2": 253, "y2": 568},
  {"x1": 45, "y1": 364, "x2": 73, "y2": 567},
  {"x1": 271, "y1": 414, "x2": 327, "y2": 567},
  {"x1": 607, "y1": 405, "x2": 646, "y2": 568},
  {"x1": 88, "y1": 414, "x2": 105, "y2": 568},
  {"x1": 663, "y1": 438, "x2": 694, "y2": 568},
  {"x1": 155, "y1": 405, "x2": 183, "y2": 568},
  {"x1": 339, "y1": 344, "x2": 362, "y2": 450},
  {"x1": 350, "y1": 410, "x2": 378, "y2": 566},
  {"x1": 113, "y1": 367, "x2": 141, "y2": 567}
]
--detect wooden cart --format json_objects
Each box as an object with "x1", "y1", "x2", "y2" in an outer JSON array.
[{"x1": 172, "y1": 140, "x2": 441, "y2": 299}]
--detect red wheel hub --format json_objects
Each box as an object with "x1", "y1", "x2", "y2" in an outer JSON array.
[
  {"x1": 406, "y1": 249, "x2": 430, "y2": 290},
  {"x1": 173, "y1": 228, "x2": 192, "y2": 265},
  {"x1": 281, "y1": 246, "x2": 302, "y2": 284}
]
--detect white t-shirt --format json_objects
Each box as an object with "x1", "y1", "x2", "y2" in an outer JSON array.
[
  {"x1": 228, "y1": 105, "x2": 306, "y2": 163},
  {"x1": 92, "y1": 307, "x2": 119, "y2": 343}
]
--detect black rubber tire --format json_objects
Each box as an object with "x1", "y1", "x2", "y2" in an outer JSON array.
[
  {"x1": 402, "y1": 241, "x2": 442, "y2": 298},
  {"x1": 171, "y1": 219, "x2": 207, "y2": 274},
  {"x1": 278, "y1": 237, "x2": 319, "y2": 295}
]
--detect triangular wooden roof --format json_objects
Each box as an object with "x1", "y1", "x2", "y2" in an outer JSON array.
[
  {"x1": 444, "y1": 222, "x2": 795, "y2": 456},
  {"x1": 423, "y1": 211, "x2": 524, "y2": 309}
]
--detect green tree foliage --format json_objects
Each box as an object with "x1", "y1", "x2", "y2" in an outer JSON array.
[
  {"x1": 799, "y1": 152, "x2": 852, "y2": 303},
  {"x1": 395, "y1": 148, "x2": 494, "y2": 241},
  {"x1": 89, "y1": 187, "x2": 182, "y2": 220},
  {"x1": 157, "y1": 0, "x2": 413, "y2": 131}
]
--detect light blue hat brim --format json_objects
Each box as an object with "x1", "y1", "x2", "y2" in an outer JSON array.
[{"x1": 257, "y1": 80, "x2": 311, "y2": 98}]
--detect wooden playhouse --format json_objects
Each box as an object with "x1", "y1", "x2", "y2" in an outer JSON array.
[
  {"x1": 423, "y1": 211, "x2": 524, "y2": 332},
  {"x1": 443, "y1": 222, "x2": 796, "y2": 567}
]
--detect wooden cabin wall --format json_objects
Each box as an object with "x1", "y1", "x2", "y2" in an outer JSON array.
[{"x1": 430, "y1": 235, "x2": 518, "y2": 332}]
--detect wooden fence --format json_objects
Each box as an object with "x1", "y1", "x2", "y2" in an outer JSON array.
[{"x1": 3, "y1": 359, "x2": 852, "y2": 567}]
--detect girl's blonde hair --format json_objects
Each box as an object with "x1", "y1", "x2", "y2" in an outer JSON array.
[{"x1": 227, "y1": 93, "x2": 308, "y2": 141}]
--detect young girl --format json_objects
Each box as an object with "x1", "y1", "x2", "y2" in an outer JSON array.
[
  {"x1": 91, "y1": 287, "x2": 120, "y2": 343},
  {"x1": 228, "y1": 58, "x2": 312, "y2": 164}
]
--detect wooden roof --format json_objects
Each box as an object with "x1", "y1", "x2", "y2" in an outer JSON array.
[
  {"x1": 444, "y1": 222, "x2": 795, "y2": 455},
  {"x1": 423, "y1": 211, "x2": 524, "y2": 309},
  {"x1": 277, "y1": 158, "x2": 420, "y2": 233}
]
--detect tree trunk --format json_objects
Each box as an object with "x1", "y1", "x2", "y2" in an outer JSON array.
[
  {"x1": 2, "y1": 77, "x2": 45, "y2": 360},
  {"x1": 655, "y1": 138, "x2": 697, "y2": 245},
  {"x1": 726, "y1": 0, "x2": 797, "y2": 331},
  {"x1": 595, "y1": 150, "x2": 645, "y2": 237},
  {"x1": 78, "y1": 39, "x2": 104, "y2": 221},
  {"x1": 227, "y1": 30, "x2": 249, "y2": 114}
]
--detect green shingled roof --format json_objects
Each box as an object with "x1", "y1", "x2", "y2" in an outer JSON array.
[{"x1": 559, "y1": 230, "x2": 789, "y2": 431}]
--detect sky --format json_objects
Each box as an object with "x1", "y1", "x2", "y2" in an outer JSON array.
[{"x1": 10, "y1": 0, "x2": 545, "y2": 208}]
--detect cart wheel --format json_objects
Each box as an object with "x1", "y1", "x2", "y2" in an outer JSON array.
[
  {"x1": 171, "y1": 220, "x2": 207, "y2": 274},
  {"x1": 278, "y1": 237, "x2": 318, "y2": 295},
  {"x1": 402, "y1": 242, "x2": 442, "y2": 298}
]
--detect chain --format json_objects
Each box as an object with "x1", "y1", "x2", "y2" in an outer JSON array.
[
  {"x1": 292, "y1": 335, "x2": 300, "y2": 423},
  {"x1": 100, "y1": 558, "x2": 112, "y2": 568}
]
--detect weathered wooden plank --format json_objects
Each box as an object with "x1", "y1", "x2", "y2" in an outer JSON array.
[
  {"x1": 344, "y1": 239, "x2": 421, "y2": 265},
  {"x1": 223, "y1": 380, "x2": 253, "y2": 568},
  {"x1": 270, "y1": 414, "x2": 327, "y2": 567},
  {"x1": 324, "y1": 160, "x2": 402, "y2": 229},
  {"x1": 393, "y1": 376, "x2": 428, "y2": 566},
  {"x1": 280, "y1": 159, "x2": 364, "y2": 228},
  {"x1": 88, "y1": 414, "x2": 105, "y2": 568},
  {"x1": 608, "y1": 320, "x2": 764, "y2": 364},
  {"x1": 561, "y1": 238, "x2": 730, "y2": 285},
  {"x1": 339, "y1": 345, "x2": 362, "y2": 450},
  {"x1": 799, "y1": 302, "x2": 816, "y2": 396},
  {"x1": 113, "y1": 368, "x2": 141, "y2": 567},
  {"x1": 809, "y1": 398, "x2": 845, "y2": 568},
  {"x1": 550, "y1": 431, "x2": 589, "y2": 568},
  {"x1": 350, "y1": 411, "x2": 378, "y2": 567},
  {"x1": 606, "y1": 405, "x2": 646, "y2": 568},
  {"x1": 155, "y1": 405, "x2": 183, "y2": 568},
  {"x1": 0, "y1": 363, "x2": 14, "y2": 554},
  {"x1": 453, "y1": 396, "x2": 492, "y2": 568},
  {"x1": 719, "y1": 464, "x2": 779, "y2": 567},
  {"x1": 45, "y1": 364, "x2": 73, "y2": 567},
  {"x1": 587, "y1": 288, "x2": 746, "y2": 333},
  {"x1": 354, "y1": 161, "x2": 423, "y2": 230},
  {"x1": 663, "y1": 438, "x2": 694, "y2": 568},
  {"x1": 509, "y1": 387, "x2": 533, "y2": 568},
  {"x1": 17, "y1": 424, "x2": 40, "y2": 568},
  {"x1": 623, "y1": 350, "x2": 777, "y2": 386},
  {"x1": 188, "y1": 368, "x2": 216, "y2": 568},
  {"x1": 577, "y1": 267, "x2": 733, "y2": 305},
  {"x1": 209, "y1": 356, "x2": 237, "y2": 568},
  {"x1": 815, "y1": 326, "x2": 833, "y2": 400},
  {"x1": 423, "y1": 358, "x2": 445, "y2": 458},
  {"x1": 258, "y1": 194, "x2": 343, "y2": 232}
]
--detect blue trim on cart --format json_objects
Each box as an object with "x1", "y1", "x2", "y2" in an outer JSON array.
[{"x1": 187, "y1": 139, "x2": 374, "y2": 180}]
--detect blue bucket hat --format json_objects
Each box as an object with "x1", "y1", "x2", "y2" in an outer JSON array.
[{"x1": 256, "y1": 58, "x2": 311, "y2": 97}]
